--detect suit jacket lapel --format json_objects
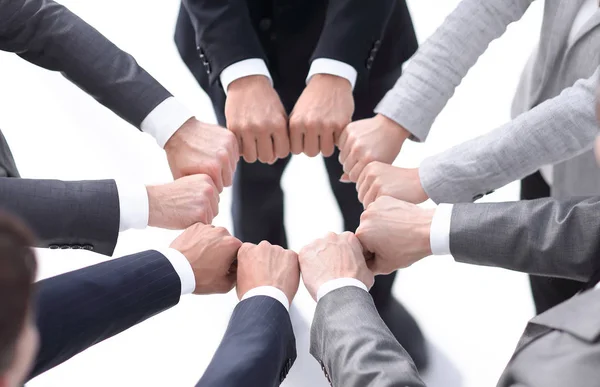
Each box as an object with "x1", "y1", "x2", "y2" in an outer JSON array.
[{"x1": 568, "y1": 10, "x2": 600, "y2": 47}]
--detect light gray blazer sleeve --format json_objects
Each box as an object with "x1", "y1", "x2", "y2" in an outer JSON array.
[
  {"x1": 0, "y1": 0, "x2": 172, "y2": 128},
  {"x1": 0, "y1": 178, "x2": 120, "y2": 256},
  {"x1": 420, "y1": 69, "x2": 599, "y2": 203},
  {"x1": 449, "y1": 197, "x2": 600, "y2": 282},
  {"x1": 375, "y1": 0, "x2": 533, "y2": 141},
  {"x1": 310, "y1": 286, "x2": 426, "y2": 387}
]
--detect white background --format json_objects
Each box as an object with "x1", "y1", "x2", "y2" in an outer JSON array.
[{"x1": 0, "y1": 0, "x2": 544, "y2": 386}]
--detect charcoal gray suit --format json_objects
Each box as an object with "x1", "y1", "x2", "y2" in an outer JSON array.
[{"x1": 311, "y1": 285, "x2": 600, "y2": 387}]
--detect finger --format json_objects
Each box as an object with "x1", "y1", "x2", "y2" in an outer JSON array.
[
  {"x1": 366, "y1": 258, "x2": 382, "y2": 275},
  {"x1": 229, "y1": 130, "x2": 241, "y2": 168},
  {"x1": 304, "y1": 128, "x2": 320, "y2": 157},
  {"x1": 346, "y1": 232, "x2": 366, "y2": 260},
  {"x1": 340, "y1": 173, "x2": 351, "y2": 183},
  {"x1": 320, "y1": 130, "x2": 335, "y2": 158},
  {"x1": 348, "y1": 160, "x2": 367, "y2": 182},
  {"x1": 289, "y1": 120, "x2": 304, "y2": 155},
  {"x1": 241, "y1": 134, "x2": 258, "y2": 163},
  {"x1": 257, "y1": 133, "x2": 276, "y2": 164},
  {"x1": 337, "y1": 127, "x2": 349, "y2": 151},
  {"x1": 208, "y1": 186, "x2": 219, "y2": 220},
  {"x1": 362, "y1": 185, "x2": 379, "y2": 208},
  {"x1": 357, "y1": 175, "x2": 370, "y2": 204},
  {"x1": 273, "y1": 131, "x2": 291, "y2": 160},
  {"x1": 217, "y1": 149, "x2": 233, "y2": 188},
  {"x1": 343, "y1": 149, "x2": 359, "y2": 176}
]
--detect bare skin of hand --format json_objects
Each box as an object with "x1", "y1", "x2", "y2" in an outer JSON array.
[
  {"x1": 298, "y1": 232, "x2": 374, "y2": 301},
  {"x1": 356, "y1": 196, "x2": 434, "y2": 275},
  {"x1": 236, "y1": 241, "x2": 300, "y2": 305},
  {"x1": 165, "y1": 118, "x2": 239, "y2": 192},
  {"x1": 338, "y1": 114, "x2": 410, "y2": 182},
  {"x1": 289, "y1": 74, "x2": 354, "y2": 158},
  {"x1": 146, "y1": 174, "x2": 219, "y2": 229},
  {"x1": 170, "y1": 224, "x2": 242, "y2": 295},
  {"x1": 225, "y1": 75, "x2": 289, "y2": 164},
  {"x1": 356, "y1": 161, "x2": 429, "y2": 207}
]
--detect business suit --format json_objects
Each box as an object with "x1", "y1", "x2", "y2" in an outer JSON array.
[
  {"x1": 174, "y1": 0, "x2": 423, "y2": 362},
  {"x1": 311, "y1": 284, "x2": 600, "y2": 387},
  {"x1": 0, "y1": 178, "x2": 120, "y2": 256},
  {"x1": 197, "y1": 296, "x2": 296, "y2": 387},
  {"x1": 0, "y1": 131, "x2": 19, "y2": 178},
  {"x1": 30, "y1": 250, "x2": 182, "y2": 379}
]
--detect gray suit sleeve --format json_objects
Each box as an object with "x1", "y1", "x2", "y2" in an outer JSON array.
[
  {"x1": 0, "y1": 178, "x2": 119, "y2": 256},
  {"x1": 0, "y1": 0, "x2": 171, "y2": 128},
  {"x1": 310, "y1": 286, "x2": 426, "y2": 387},
  {"x1": 450, "y1": 197, "x2": 600, "y2": 282}
]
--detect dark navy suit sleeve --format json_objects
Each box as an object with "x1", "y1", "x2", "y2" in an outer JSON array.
[
  {"x1": 196, "y1": 296, "x2": 296, "y2": 387},
  {"x1": 30, "y1": 250, "x2": 181, "y2": 379}
]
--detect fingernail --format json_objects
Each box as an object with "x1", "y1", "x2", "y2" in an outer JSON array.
[{"x1": 340, "y1": 177, "x2": 351, "y2": 183}]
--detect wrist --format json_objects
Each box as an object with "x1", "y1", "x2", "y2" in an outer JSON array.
[
  {"x1": 308, "y1": 73, "x2": 352, "y2": 92},
  {"x1": 413, "y1": 168, "x2": 430, "y2": 203},
  {"x1": 164, "y1": 117, "x2": 196, "y2": 153},
  {"x1": 417, "y1": 208, "x2": 435, "y2": 257},
  {"x1": 228, "y1": 74, "x2": 272, "y2": 94},
  {"x1": 146, "y1": 185, "x2": 164, "y2": 228},
  {"x1": 376, "y1": 113, "x2": 410, "y2": 142}
]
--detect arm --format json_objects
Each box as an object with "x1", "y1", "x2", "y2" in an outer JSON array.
[
  {"x1": 0, "y1": 131, "x2": 19, "y2": 178},
  {"x1": 375, "y1": 0, "x2": 533, "y2": 141},
  {"x1": 196, "y1": 296, "x2": 296, "y2": 387},
  {"x1": 420, "y1": 69, "x2": 599, "y2": 203},
  {"x1": 0, "y1": 0, "x2": 172, "y2": 128},
  {"x1": 448, "y1": 198, "x2": 600, "y2": 282},
  {"x1": 30, "y1": 250, "x2": 183, "y2": 379},
  {"x1": 311, "y1": 287, "x2": 425, "y2": 387},
  {"x1": 0, "y1": 178, "x2": 120, "y2": 256}
]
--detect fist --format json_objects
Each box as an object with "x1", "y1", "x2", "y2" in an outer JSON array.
[
  {"x1": 236, "y1": 241, "x2": 300, "y2": 305},
  {"x1": 289, "y1": 74, "x2": 354, "y2": 157},
  {"x1": 225, "y1": 75, "x2": 290, "y2": 164},
  {"x1": 357, "y1": 161, "x2": 428, "y2": 207},
  {"x1": 356, "y1": 196, "x2": 434, "y2": 275},
  {"x1": 299, "y1": 232, "x2": 374, "y2": 301},
  {"x1": 338, "y1": 114, "x2": 409, "y2": 182},
  {"x1": 165, "y1": 118, "x2": 239, "y2": 192},
  {"x1": 170, "y1": 224, "x2": 242, "y2": 294},
  {"x1": 147, "y1": 174, "x2": 219, "y2": 229}
]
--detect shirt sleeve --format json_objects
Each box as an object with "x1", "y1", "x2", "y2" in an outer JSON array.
[
  {"x1": 157, "y1": 248, "x2": 196, "y2": 296},
  {"x1": 114, "y1": 181, "x2": 149, "y2": 232},
  {"x1": 220, "y1": 59, "x2": 273, "y2": 95},
  {"x1": 140, "y1": 97, "x2": 194, "y2": 148},
  {"x1": 317, "y1": 277, "x2": 368, "y2": 301},
  {"x1": 430, "y1": 203, "x2": 454, "y2": 256},
  {"x1": 306, "y1": 58, "x2": 358, "y2": 90},
  {"x1": 241, "y1": 286, "x2": 290, "y2": 311}
]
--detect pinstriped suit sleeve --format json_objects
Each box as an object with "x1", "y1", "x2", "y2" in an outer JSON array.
[
  {"x1": 30, "y1": 250, "x2": 181, "y2": 379},
  {"x1": 311, "y1": 287, "x2": 426, "y2": 387},
  {"x1": 197, "y1": 296, "x2": 296, "y2": 387},
  {"x1": 0, "y1": 0, "x2": 171, "y2": 128},
  {"x1": 0, "y1": 178, "x2": 119, "y2": 256}
]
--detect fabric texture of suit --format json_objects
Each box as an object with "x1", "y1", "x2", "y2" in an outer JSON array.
[
  {"x1": 0, "y1": 0, "x2": 171, "y2": 128},
  {"x1": 375, "y1": 0, "x2": 600, "y2": 203},
  {"x1": 197, "y1": 296, "x2": 296, "y2": 387},
  {"x1": 0, "y1": 178, "x2": 120, "y2": 256},
  {"x1": 174, "y1": 0, "x2": 418, "y2": 327},
  {"x1": 311, "y1": 286, "x2": 425, "y2": 387},
  {"x1": 30, "y1": 250, "x2": 181, "y2": 380},
  {"x1": 0, "y1": 130, "x2": 19, "y2": 178}
]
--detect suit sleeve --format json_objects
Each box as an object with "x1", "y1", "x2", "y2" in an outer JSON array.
[
  {"x1": 30, "y1": 250, "x2": 182, "y2": 379},
  {"x1": 181, "y1": 0, "x2": 267, "y2": 85},
  {"x1": 0, "y1": 178, "x2": 119, "y2": 256},
  {"x1": 310, "y1": 0, "x2": 396, "y2": 82},
  {"x1": 311, "y1": 287, "x2": 426, "y2": 387},
  {"x1": 450, "y1": 197, "x2": 600, "y2": 283},
  {"x1": 0, "y1": 0, "x2": 172, "y2": 128},
  {"x1": 196, "y1": 296, "x2": 296, "y2": 387}
]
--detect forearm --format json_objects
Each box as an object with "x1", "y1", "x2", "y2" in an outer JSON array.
[
  {"x1": 375, "y1": 0, "x2": 533, "y2": 141},
  {"x1": 420, "y1": 69, "x2": 600, "y2": 204},
  {"x1": 449, "y1": 198, "x2": 600, "y2": 282},
  {"x1": 0, "y1": 0, "x2": 172, "y2": 128}
]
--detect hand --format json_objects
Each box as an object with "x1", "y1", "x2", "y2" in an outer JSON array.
[
  {"x1": 299, "y1": 232, "x2": 374, "y2": 301},
  {"x1": 289, "y1": 74, "x2": 354, "y2": 157},
  {"x1": 170, "y1": 224, "x2": 242, "y2": 295},
  {"x1": 355, "y1": 196, "x2": 434, "y2": 275},
  {"x1": 165, "y1": 118, "x2": 239, "y2": 192},
  {"x1": 146, "y1": 175, "x2": 219, "y2": 229},
  {"x1": 338, "y1": 114, "x2": 410, "y2": 182},
  {"x1": 236, "y1": 241, "x2": 300, "y2": 305},
  {"x1": 357, "y1": 161, "x2": 428, "y2": 207},
  {"x1": 225, "y1": 75, "x2": 289, "y2": 164}
]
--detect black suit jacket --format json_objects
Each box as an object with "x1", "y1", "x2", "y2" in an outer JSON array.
[
  {"x1": 197, "y1": 296, "x2": 296, "y2": 387},
  {"x1": 30, "y1": 250, "x2": 182, "y2": 380},
  {"x1": 175, "y1": 0, "x2": 417, "y2": 111},
  {"x1": 0, "y1": 178, "x2": 120, "y2": 256}
]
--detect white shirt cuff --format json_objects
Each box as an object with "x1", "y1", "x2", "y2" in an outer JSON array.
[
  {"x1": 220, "y1": 59, "x2": 273, "y2": 95},
  {"x1": 306, "y1": 58, "x2": 358, "y2": 90},
  {"x1": 157, "y1": 248, "x2": 196, "y2": 296},
  {"x1": 317, "y1": 278, "x2": 368, "y2": 302},
  {"x1": 140, "y1": 97, "x2": 194, "y2": 148},
  {"x1": 430, "y1": 203, "x2": 454, "y2": 256},
  {"x1": 115, "y1": 181, "x2": 149, "y2": 232},
  {"x1": 241, "y1": 286, "x2": 289, "y2": 312}
]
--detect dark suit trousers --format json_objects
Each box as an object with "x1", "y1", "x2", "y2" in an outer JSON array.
[{"x1": 521, "y1": 171, "x2": 586, "y2": 314}]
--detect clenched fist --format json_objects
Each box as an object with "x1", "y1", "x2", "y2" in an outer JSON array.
[
  {"x1": 225, "y1": 75, "x2": 290, "y2": 164},
  {"x1": 289, "y1": 74, "x2": 354, "y2": 157},
  {"x1": 357, "y1": 161, "x2": 428, "y2": 207}
]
